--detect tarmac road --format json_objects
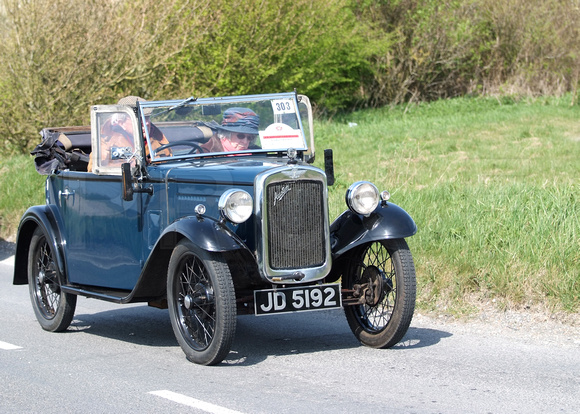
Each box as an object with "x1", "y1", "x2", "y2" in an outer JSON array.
[{"x1": 1, "y1": 250, "x2": 579, "y2": 414}]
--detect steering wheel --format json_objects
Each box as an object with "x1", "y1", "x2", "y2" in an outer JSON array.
[{"x1": 154, "y1": 141, "x2": 203, "y2": 155}]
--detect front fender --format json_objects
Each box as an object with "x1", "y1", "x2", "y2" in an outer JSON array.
[
  {"x1": 13, "y1": 205, "x2": 67, "y2": 285},
  {"x1": 330, "y1": 201, "x2": 417, "y2": 258},
  {"x1": 130, "y1": 216, "x2": 250, "y2": 300},
  {"x1": 161, "y1": 215, "x2": 248, "y2": 253}
]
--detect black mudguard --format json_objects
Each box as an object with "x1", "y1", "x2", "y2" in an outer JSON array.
[
  {"x1": 155, "y1": 215, "x2": 248, "y2": 253},
  {"x1": 324, "y1": 202, "x2": 416, "y2": 284},
  {"x1": 330, "y1": 201, "x2": 417, "y2": 258},
  {"x1": 13, "y1": 205, "x2": 67, "y2": 285},
  {"x1": 131, "y1": 216, "x2": 253, "y2": 300}
]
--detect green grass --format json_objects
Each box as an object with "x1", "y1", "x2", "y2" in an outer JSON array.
[
  {"x1": 1, "y1": 95, "x2": 578, "y2": 312},
  {"x1": 313, "y1": 95, "x2": 579, "y2": 313},
  {"x1": 0, "y1": 154, "x2": 45, "y2": 239}
]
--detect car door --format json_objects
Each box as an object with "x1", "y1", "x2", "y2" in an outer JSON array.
[
  {"x1": 51, "y1": 106, "x2": 145, "y2": 290},
  {"x1": 51, "y1": 171, "x2": 143, "y2": 290}
]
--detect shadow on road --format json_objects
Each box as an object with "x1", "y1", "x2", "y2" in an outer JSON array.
[
  {"x1": 226, "y1": 313, "x2": 453, "y2": 365},
  {"x1": 70, "y1": 306, "x2": 177, "y2": 347},
  {"x1": 0, "y1": 238, "x2": 16, "y2": 262},
  {"x1": 392, "y1": 326, "x2": 453, "y2": 349},
  {"x1": 68, "y1": 304, "x2": 451, "y2": 366},
  {"x1": 225, "y1": 311, "x2": 361, "y2": 365}
]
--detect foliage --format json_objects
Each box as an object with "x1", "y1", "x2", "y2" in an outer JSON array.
[
  {"x1": 352, "y1": 0, "x2": 580, "y2": 106},
  {"x1": 1, "y1": 0, "x2": 580, "y2": 153},
  {"x1": 0, "y1": 0, "x2": 210, "y2": 154},
  {"x1": 163, "y1": 0, "x2": 383, "y2": 112}
]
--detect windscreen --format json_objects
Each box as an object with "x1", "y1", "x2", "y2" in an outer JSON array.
[{"x1": 140, "y1": 94, "x2": 308, "y2": 161}]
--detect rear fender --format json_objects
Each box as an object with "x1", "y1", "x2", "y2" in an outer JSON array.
[
  {"x1": 330, "y1": 202, "x2": 417, "y2": 258},
  {"x1": 13, "y1": 205, "x2": 67, "y2": 285}
]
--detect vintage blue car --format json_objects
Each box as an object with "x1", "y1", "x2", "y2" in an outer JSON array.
[{"x1": 13, "y1": 92, "x2": 417, "y2": 365}]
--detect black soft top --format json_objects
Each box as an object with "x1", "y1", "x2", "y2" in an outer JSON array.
[{"x1": 30, "y1": 127, "x2": 91, "y2": 174}]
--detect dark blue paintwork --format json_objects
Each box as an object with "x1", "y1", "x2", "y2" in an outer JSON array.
[
  {"x1": 14, "y1": 156, "x2": 295, "y2": 291},
  {"x1": 14, "y1": 155, "x2": 417, "y2": 292}
]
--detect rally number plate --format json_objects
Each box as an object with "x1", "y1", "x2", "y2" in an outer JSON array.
[{"x1": 254, "y1": 283, "x2": 342, "y2": 316}]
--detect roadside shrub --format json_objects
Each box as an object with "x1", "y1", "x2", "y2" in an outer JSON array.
[
  {"x1": 164, "y1": 0, "x2": 383, "y2": 112},
  {"x1": 479, "y1": 0, "x2": 580, "y2": 98},
  {"x1": 0, "y1": 0, "x2": 381, "y2": 153},
  {"x1": 1, "y1": 0, "x2": 580, "y2": 154},
  {"x1": 0, "y1": 0, "x2": 210, "y2": 154},
  {"x1": 353, "y1": 0, "x2": 488, "y2": 105},
  {"x1": 353, "y1": 0, "x2": 580, "y2": 106}
]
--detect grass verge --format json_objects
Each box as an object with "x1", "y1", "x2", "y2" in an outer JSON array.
[
  {"x1": 0, "y1": 154, "x2": 45, "y2": 240},
  {"x1": 313, "y1": 95, "x2": 579, "y2": 313},
  {"x1": 1, "y1": 95, "x2": 578, "y2": 313}
]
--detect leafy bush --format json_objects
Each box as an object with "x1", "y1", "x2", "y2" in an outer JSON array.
[
  {"x1": 1, "y1": 0, "x2": 579, "y2": 154},
  {"x1": 480, "y1": 0, "x2": 580, "y2": 97},
  {"x1": 163, "y1": 0, "x2": 382, "y2": 112},
  {"x1": 0, "y1": 0, "x2": 381, "y2": 152},
  {"x1": 0, "y1": 0, "x2": 209, "y2": 154},
  {"x1": 353, "y1": 0, "x2": 580, "y2": 106}
]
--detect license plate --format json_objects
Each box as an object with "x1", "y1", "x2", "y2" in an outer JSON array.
[{"x1": 254, "y1": 283, "x2": 342, "y2": 316}]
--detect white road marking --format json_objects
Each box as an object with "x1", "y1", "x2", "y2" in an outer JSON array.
[
  {"x1": 149, "y1": 390, "x2": 245, "y2": 414},
  {"x1": 0, "y1": 341, "x2": 22, "y2": 350}
]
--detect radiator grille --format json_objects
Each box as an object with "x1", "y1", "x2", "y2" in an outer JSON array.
[{"x1": 266, "y1": 180, "x2": 326, "y2": 269}]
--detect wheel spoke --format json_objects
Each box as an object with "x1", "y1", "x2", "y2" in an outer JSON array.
[
  {"x1": 34, "y1": 240, "x2": 61, "y2": 317},
  {"x1": 190, "y1": 311, "x2": 214, "y2": 344},
  {"x1": 176, "y1": 254, "x2": 217, "y2": 350},
  {"x1": 353, "y1": 242, "x2": 397, "y2": 331}
]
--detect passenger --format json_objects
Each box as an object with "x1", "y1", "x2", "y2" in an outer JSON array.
[
  {"x1": 201, "y1": 107, "x2": 260, "y2": 153},
  {"x1": 87, "y1": 112, "x2": 134, "y2": 171},
  {"x1": 87, "y1": 96, "x2": 170, "y2": 172},
  {"x1": 117, "y1": 96, "x2": 171, "y2": 161}
]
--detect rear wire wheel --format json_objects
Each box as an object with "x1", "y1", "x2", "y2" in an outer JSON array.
[
  {"x1": 167, "y1": 240, "x2": 236, "y2": 365},
  {"x1": 27, "y1": 227, "x2": 76, "y2": 332},
  {"x1": 344, "y1": 239, "x2": 416, "y2": 348}
]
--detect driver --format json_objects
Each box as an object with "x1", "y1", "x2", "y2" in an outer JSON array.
[{"x1": 201, "y1": 107, "x2": 260, "y2": 153}]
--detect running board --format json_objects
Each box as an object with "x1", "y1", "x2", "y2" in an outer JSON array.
[{"x1": 61, "y1": 285, "x2": 132, "y2": 304}]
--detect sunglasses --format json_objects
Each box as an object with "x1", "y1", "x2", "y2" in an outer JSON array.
[{"x1": 234, "y1": 133, "x2": 256, "y2": 141}]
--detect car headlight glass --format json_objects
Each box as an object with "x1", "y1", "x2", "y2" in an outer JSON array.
[
  {"x1": 346, "y1": 181, "x2": 379, "y2": 216},
  {"x1": 218, "y1": 189, "x2": 253, "y2": 223}
]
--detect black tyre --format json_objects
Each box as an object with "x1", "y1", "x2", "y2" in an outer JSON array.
[
  {"x1": 167, "y1": 240, "x2": 236, "y2": 365},
  {"x1": 343, "y1": 239, "x2": 416, "y2": 348},
  {"x1": 28, "y1": 227, "x2": 76, "y2": 332}
]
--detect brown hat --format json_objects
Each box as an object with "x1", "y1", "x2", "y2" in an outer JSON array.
[
  {"x1": 219, "y1": 107, "x2": 260, "y2": 135},
  {"x1": 118, "y1": 96, "x2": 152, "y2": 115},
  {"x1": 118, "y1": 96, "x2": 145, "y2": 106}
]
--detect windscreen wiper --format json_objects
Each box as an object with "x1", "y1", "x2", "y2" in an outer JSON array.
[
  {"x1": 168, "y1": 96, "x2": 197, "y2": 112},
  {"x1": 148, "y1": 96, "x2": 197, "y2": 118}
]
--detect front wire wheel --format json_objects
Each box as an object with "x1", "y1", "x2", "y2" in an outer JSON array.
[
  {"x1": 344, "y1": 239, "x2": 416, "y2": 348},
  {"x1": 27, "y1": 227, "x2": 76, "y2": 332},
  {"x1": 167, "y1": 240, "x2": 236, "y2": 365}
]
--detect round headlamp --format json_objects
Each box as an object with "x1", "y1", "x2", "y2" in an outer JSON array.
[
  {"x1": 218, "y1": 189, "x2": 253, "y2": 223},
  {"x1": 346, "y1": 181, "x2": 380, "y2": 216}
]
